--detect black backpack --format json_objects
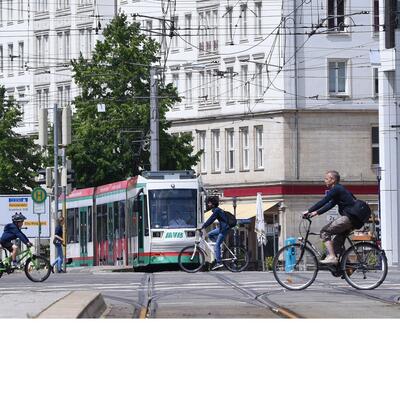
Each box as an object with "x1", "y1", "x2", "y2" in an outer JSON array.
[
  {"x1": 223, "y1": 210, "x2": 237, "y2": 228},
  {"x1": 347, "y1": 198, "x2": 371, "y2": 229}
]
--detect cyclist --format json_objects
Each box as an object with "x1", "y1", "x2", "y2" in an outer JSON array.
[
  {"x1": 0, "y1": 213, "x2": 33, "y2": 268},
  {"x1": 200, "y1": 196, "x2": 231, "y2": 270},
  {"x1": 303, "y1": 170, "x2": 359, "y2": 265}
]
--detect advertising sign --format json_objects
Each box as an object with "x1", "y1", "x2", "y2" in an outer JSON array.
[{"x1": 0, "y1": 195, "x2": 51, "y2": 238}]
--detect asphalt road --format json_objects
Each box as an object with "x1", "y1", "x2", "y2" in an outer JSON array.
[{"x1": 2, "y1": 267, "x2": 400, "y2": 318}]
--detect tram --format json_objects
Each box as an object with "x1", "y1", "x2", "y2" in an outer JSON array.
[{"x1": 64, "y1": 171, "x2": 204, "y2": 269}]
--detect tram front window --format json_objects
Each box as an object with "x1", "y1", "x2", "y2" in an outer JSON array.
[{"x1": 149, "y1": 189, "x2": 197, "y2": 229}]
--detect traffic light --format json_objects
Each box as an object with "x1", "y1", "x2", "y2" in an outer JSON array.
[
  {"x1": 36, "y1": 167, "x2": 52, "y2": 188},
  {"x1": 67, "y1": 169, "x2": 76, "y2": 185}
]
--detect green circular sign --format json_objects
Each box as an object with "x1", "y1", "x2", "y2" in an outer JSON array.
[{"x1": 32, "y1": 187, "x2": 47, "y2": 204}]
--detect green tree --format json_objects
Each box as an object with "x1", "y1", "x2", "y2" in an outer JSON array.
[
  {"x1": 69, "y1": 14, "x2": 201, "y2": 188},
  {"x1": 0, "y1": 87, "x2": 43, "y2": 194}
]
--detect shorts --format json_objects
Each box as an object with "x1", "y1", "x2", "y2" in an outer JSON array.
[{"x1": 0, "y1": 241, "x2": 14, "y2": 252}]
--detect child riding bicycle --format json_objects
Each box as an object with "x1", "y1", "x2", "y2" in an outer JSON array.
[{"x1": 0, "y1": 213, "x2": 33, "y2": 268}]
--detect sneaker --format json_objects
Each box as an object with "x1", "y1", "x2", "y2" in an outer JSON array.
[
  {"x1": 211, "y1": 263, "x2": 224, "y2": 271},
  {"x1": 319, "y1": 255, "x2": 338, "y2": 265},
  {"x1": 12, "y1": 261, "x2": 19, "y2": 269}
]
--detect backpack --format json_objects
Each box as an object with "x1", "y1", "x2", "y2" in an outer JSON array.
[
  {"x1": 223, "y1": 210, "x2": 237, "y2": 228},
  {"x1": 347, "y1": 199, "x2": 371, "y2": 229}
]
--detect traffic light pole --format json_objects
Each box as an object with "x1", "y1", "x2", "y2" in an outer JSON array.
[{"x1": 53, "y1": 104, "x2": 59, "y2": 235}]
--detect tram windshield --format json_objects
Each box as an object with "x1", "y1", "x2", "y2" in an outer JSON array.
[{"x1": 149, "y1": 189, "x2": 197, "y2": 229}]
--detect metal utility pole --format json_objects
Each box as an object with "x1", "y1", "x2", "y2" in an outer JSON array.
[
  {"x1": 53, "y1": 104, "x2": 59, "y2": 225},
  {"x1": 150, "y1": 66, "x2": 159, "y2": 171}
]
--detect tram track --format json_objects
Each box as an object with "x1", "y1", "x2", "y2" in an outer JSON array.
[{"x1": 213, "y1": 274, "x2": 303, "y2": 319}]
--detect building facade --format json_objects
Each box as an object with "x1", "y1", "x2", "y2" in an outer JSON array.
[{"x1": 123, "y1": 0, "x2": 380, "y2": 260}]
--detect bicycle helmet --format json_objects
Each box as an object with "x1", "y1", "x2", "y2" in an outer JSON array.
[{"x1": 12, "y1": 212, "x2": 27, "y2": 222}]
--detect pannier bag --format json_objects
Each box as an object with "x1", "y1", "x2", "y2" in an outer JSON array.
[
  {"x1": 223, "y1": 210, "x2": 237, "y2": 228},
  {"x1": 347, "y1": 199, "x2": 371, "y2": 229}
]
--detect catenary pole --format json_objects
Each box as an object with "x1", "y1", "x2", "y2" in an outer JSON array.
[{"x1": 150, "y1": 66, "x2": 159, "y2": 171}]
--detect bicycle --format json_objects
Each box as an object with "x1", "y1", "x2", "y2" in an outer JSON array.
[
  {"x1": 272, "y1": 216, "x2": 388, "y2": 290},
  {"x1": 0, "y1": 245, "x2": 52, "y2": 282},
  {"x1": 178, "y1": 228, "x2": 249, "y2": 273}
]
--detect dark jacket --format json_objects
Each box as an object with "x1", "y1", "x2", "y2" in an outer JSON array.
[
  {"x1": 308, "y1": 183, "x2": 356, "y2": 218},
  {"x1": 1, "y1": 223, "x2": 30, "y2": 245},
  {"x1": 202, "y1": 207, "x2": 230, "y2": 232}
]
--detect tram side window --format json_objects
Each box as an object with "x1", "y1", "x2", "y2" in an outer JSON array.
[
  {"x1": 96, "y1": 204, "x2": 107, "y2": 243},
  {"x1": 67, "y1": 208, "x2": 79, "y2": 243},
  {"x1": 88, "y1": 206, "x2": 92, "y2": 242},
  {"x1": 119, "y1": 201, "x2": 126, "y2": 238},
  {"x1": 114, "y1": 201, "x2": 120, "y2": 239},
  {"x1": 67, "y1": 209, "x2": 75, "y2": 244}
]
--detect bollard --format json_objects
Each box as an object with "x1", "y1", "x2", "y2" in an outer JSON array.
[{"x1": 285, "y1": 237, "x2": 297, "y2": 272}]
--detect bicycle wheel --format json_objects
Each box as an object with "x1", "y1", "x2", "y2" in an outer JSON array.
[
  {"x1": 273, "y1": 243, "x2": 319, "y2": 290},
  {"x1": 341, "y1": 242, "x2": 388, "y2": 290},
  {"x1": 223, "y1": 246, "x2": 249, "y2": 272},
  {"x1": 25, "y1": 255, "x2": 51, "y2": 282},
  {"x1": 178, "y1": 246, "x2": 206, "y2": 273}
]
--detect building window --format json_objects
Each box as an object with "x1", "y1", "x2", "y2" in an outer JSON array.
[
  {"x1": 0, "y1": 1, "x2": 3, "y2": 25},
  {"x1": 255, "y1": 2, "x2": 262, "y2": 37},
  {"x1": 145, "y1": 20, "x2": 152, "y2": 37},
  {"x1": 7, "y1": 0, "x2": 12, "y2": 21},
  {"x1": 17, "y1": 0, "x2": 23, "y2": 20},
  {"x1": 373, "y1": 0, "x2": 379, "y2": 34},
  {"x1": 226, "y1": 67, "x2": 234, "y2": 102},
  {"x1": 255, "y1": 126, "x2": 264, "y2": 169},
  {"x1": 328, "y1": 60, "x2": 347, "y2": 95},
  {"x1": 18, "y1": 41, "x2": 23, "y2": 71},
  {"x1": 8, "y1": 43, "x2": 13, "y2": 74},
  {"x1": 226, "y1": 6, "x2": 233, "y2": 44},
  {"x1": 172, "y1": 73, "x2": 179, "y2": 96},
  {"x1": 327, "y1": 0, "x2": 345, "y2": 32},
  {"x1": 211, "y1": 129, "x2": 220, "y2": 172},
  {"x1": 240, "y1": 127, "x2": 249, "y2": 171},
  {"x1": 255, "y1": 63, "x2": 263, "y2": 98},
  {"x1": 372, "y1": 126, "x2": 379, "y2": 165},
  {"x1": 58, "y1": 86, "x2": 64, "y2": 106},
  {"x1": 64, "y1": 31, "x2": 70, "y2": 61},
  {"x1": 241, "y1": 64, "x2": 249, "y2": 100},
  {"x1": 373, "y1": 67, "x2": 379, "y2": 97},
  {"x1": 240, "y1": 4, "x2": 248, "y2": 40},
  {"x1": 0, "y1": 45, "x2": 3, "y2": 74},
  {"x1": 185, "y1": 72, "x2": 192, "y2": 105},
  {"x1": 199, "y1": 71, "x2": 206, "y2": 104},
  {"x1": 226, "y1": 128, "x2": 235, "y2": 171},
  {"x1": 185, "y1": 14, "x2": 192, "y2": 46},
  {"x1": 172, "y1": 16, "x2": 179, "y2": 48},
  {"x1": 198, "y1": 130, "x2": 207, "y2": 173}
]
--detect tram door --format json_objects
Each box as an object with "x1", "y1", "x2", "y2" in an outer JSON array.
[
  {"x1": 134, "y1": 193, "x2": 146, "y2": 265},
  {"x1": 107, "y1": 203, "x2": 114, "y2": 264},
  {"x1": 79, "y1": 207, "x2": 88, "y2": 262}
]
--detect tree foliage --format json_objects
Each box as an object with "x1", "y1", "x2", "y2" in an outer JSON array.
[
  {"x1": 69, "y1": 14, "x2": 201, "y2": 188},
  {"x1": 0, "y1": 87, "x2": 43, "y2": 194}
]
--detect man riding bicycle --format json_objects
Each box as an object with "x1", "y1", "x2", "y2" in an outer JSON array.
[
  {"x1": 303, "y1": 170, "x2": 360, "y2": 265},
  {"x1": 200, "y1": 196, "x2": 231, "y2": 270},
  {"x1": 0, "y1": 213, "x2": 33, "y2": 268}
]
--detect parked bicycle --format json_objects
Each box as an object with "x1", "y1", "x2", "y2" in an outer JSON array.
[
  {"x1": 272, "y1": 216, "x2": 388, "y2": 290},
  {"x1": 178, "y1": 228, "x2": 249, "y2": 272},
  {"x1": 0, "y1": 245, "x2": 52, "y2": 282}
]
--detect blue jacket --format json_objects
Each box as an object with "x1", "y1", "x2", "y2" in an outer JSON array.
[
  {"x1": 1, "y1": 223, "x2": 30, "y2": 245},
  {"x1": 202, "y1": 207, "x2": 230, "y2": 232},
  {"x1": 308, "y1": 183, "x2": 355, "y2": 217}
]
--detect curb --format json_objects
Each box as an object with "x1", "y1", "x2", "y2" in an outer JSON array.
[{"x1": 36, "y1": 291, "x2": 107, "y2": 319}]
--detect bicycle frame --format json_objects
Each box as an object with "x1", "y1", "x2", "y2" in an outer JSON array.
[
  {"x1": 194, "y1": 231, "x2": 238, "y2": 264},
  {"x1": 298, "y1": 217, "x2": 381, "y2": 268},
  {"x1": 0, "y1": 247, "x2": 35, "y2": 271}
]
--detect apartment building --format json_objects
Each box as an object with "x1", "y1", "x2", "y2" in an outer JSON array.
[
  {"x1": 0, "y1": 0, "x2": 114, "y2": 135},
  {"x1": 122, "y1": 0, "x2": 380, "y2": 258}
]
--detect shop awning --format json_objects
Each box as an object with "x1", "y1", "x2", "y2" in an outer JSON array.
[{"x1": 205, "y1": 202, "x2": 278, "y2": 220}]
